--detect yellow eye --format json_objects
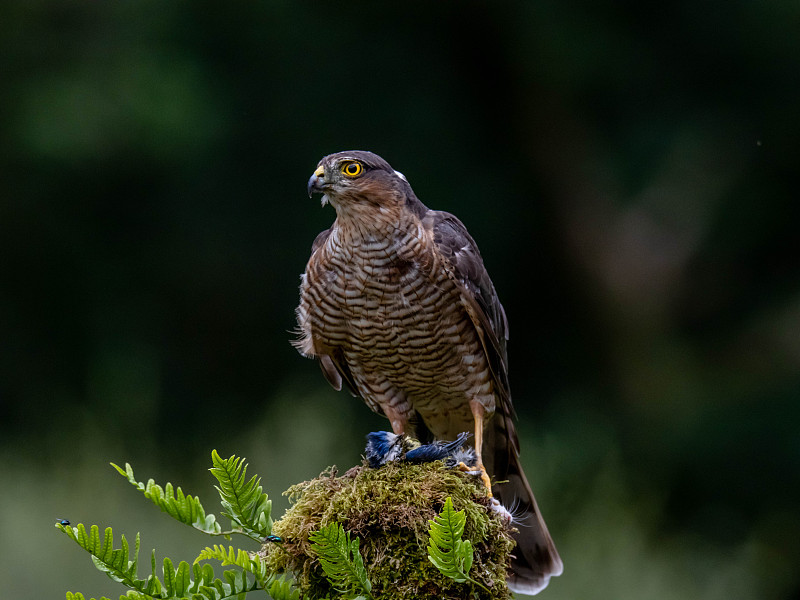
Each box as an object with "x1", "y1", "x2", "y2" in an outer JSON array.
[{"x1": 341, "y1": 161, "x2": 363, "y2": 178}]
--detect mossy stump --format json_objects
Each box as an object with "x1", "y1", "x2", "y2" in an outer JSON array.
[{"x1": 260, "y1": 461, "x2": 516, "y2": 599}]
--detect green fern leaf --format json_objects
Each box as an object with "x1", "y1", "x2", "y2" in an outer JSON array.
[
  {"x1": 185, "y1": 562, "x2": 217, "y2": 597},
  {"x1": 143, "y1": 549, "x2": 163, "y2": 596},
  {"x1": 309, "y1": 523, "x2": 372, "y2": 599},
  {"x1": 195, "y1": 544, "x2": 270, "y2": 589},
  {"x1": 111, "y1": 462, "x2": 222, "y2": 535},
  {"x1": 209, "y1": 450, "x2": 272, "y2": 542},
  {"x1": 266, "y1": 574, "x2": 300, "y2": 600},
  {"x1": 161, "y1": 556, "x2": 195, "y2": 598},
  {"x1": 57, "y1": 522, "x2": 258, "y2": 600},
  {"x1": 427, "y1": 497, "x2": 488, "y2": 592},
  {"x1": 65, "y1": 593, "x2": 114, "y2": 600},
  {"x1": 195, "y1": 544, "x2": 234, "y2": 565},
  {"x1": 166, "y1": 558, "x2": 260, "y2": 600},
  {"x1": 59, "y1": 523, "x2": 146, "y2": 591}
]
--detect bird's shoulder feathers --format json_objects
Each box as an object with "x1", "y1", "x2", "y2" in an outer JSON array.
[{"x1": 424, "y1": 210, "x2": 513, "y2": 414}]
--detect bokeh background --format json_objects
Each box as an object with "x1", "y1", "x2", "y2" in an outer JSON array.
[{"x1": 1, "y1": 1, "x2": 799, "y2": 598}]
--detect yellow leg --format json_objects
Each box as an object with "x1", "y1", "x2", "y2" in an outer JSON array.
[{"x1": 470, "y1": 400, "x2": 493, "y2": 497}]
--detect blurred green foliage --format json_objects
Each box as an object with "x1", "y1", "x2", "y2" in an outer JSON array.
[
  {"x1": 1, "y1": 1, "x2": 798, "y2": 598},
  {"x1": 57, "y1": 452, "x2": 279, "y2": 600}
]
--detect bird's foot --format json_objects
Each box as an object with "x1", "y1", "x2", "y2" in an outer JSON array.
[
  {"x1": 458, "y1": 461, "x2": 493, "y2": 497},
  {"x1": 478, "y1": 464, "x2": 493, "y2": 497}
]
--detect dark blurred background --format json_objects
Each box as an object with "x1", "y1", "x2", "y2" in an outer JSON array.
[{"x1": 1, "y1": 1, "x2": 798, "y2": 598}]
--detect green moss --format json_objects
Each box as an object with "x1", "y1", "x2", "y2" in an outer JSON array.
[{"x1": 260, "y1": 461, "x2": 515, "y2": 600}]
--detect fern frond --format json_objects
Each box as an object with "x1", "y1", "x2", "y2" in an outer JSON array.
[
  {"x1": 189, "y1": 568, "x2": 258, "y2": 600},
  {"x1": 58, "y1": 522, "x2": 146, "y2": 590},
  {"x1": 427, "y1": 497, "x2": 489, "y2": 592},
  {"x1": 65, "y1": 593, "x2": 113, "y2": 600},
  {"x1": 266, "y1": 574, "x2": 301, "y2": 600},
  {"x1": 308, "y1": 523, "x2": 372, "y2": 599},
  {"x1": 111, "y1": 462, "x2": 222, "y2": 535},
  {"x1": 57, "y1": 522, "x2": 263, "y2": 600},
  {"x1": 195, "y1": 544, "x2": 271, "y2": 588},
  {"x1": 58, "y1": 522, "x2": 169, "y2": 597},
  {"x1": 196, "y1": 544, "x2": 242, "y2": 566},
  {"x1": 195, "y1": 546, "x2": 300, "y2": 600},
  {"x1": 209, "y1": 450, "x2": 273, "y2": 542}
]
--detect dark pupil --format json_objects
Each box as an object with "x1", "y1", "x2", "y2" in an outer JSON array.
[{"x1": 347, "y1": 163, "x2": 358, "y2": 174}]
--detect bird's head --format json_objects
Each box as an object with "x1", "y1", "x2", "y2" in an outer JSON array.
[{"x1": 307, "y1": 151, "x2": 418, "y2": 217}]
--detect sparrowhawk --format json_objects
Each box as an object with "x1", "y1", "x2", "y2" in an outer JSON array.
[{"x1": 294, "y1": 150, "x2": 563, "y2": 595}]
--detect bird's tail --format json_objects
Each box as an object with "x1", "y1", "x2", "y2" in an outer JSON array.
[{"x1": 486, "y1": 417, "x2": 563, "y2": 595}]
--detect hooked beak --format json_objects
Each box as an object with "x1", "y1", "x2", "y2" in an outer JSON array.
[{"x1": 307, "y1": 165, "x2": 326, "y2": 198}]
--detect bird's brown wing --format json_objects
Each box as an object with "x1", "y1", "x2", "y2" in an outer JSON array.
[
  {"x1": 428, "y1": 210, "x2": 563, "y2": 593},
  {"x1": 426, "y1": 210, "x2": 517, "y2": 428},
  {"x1": 308, "y1": 228, "x2": 361, "y2": 399},
  {"x1": 319, "y1": 352, "x2": 359, "y2": 398}
]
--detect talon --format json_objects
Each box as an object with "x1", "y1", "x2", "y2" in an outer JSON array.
[
  {"x1": 456, "y1": 461, "x2": 482, "y2": 476},
  {"x1": 478, "y1": 464, "x2": 493, "y2": 497},
  {"x1": 455, "y1": 462, "x2": 483, "y2": 478},
  {"x1": 457, "y1": 460, "x2": 491, "y2": 494}
]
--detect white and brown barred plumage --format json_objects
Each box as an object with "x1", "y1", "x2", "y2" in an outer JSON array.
[{"x1": 294, "y1": 150, "x2": 562, "y2": 595}]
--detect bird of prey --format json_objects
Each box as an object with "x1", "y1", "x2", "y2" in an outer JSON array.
[{"x1": 294, "y1": 150, "x2": 563, "y2": 594}]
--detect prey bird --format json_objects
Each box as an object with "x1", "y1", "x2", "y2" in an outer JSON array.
[
  {"x1": 294, "y1": 150, "x2": 563, "y2": 594},
  {"x1": 364, "y1": 430, "x2": 476, "y2": 469}
]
